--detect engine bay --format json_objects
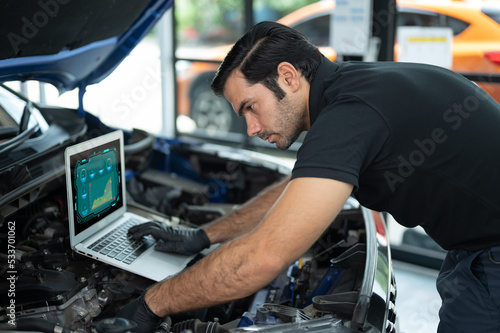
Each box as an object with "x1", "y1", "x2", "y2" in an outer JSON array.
[{"x1": 0, "y1": 133, "x2": 395, "y2": 333}]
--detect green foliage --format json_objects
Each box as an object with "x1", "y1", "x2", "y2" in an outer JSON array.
[
  {"x1": 254, "y1": 0, "x2": 316, "y2": 16},
  {"x1": 175, "y1": 0, "x2": 317, "y2": 46}
]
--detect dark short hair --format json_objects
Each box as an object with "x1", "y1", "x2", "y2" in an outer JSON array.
[{"x1": 211, "y1": 21, "x2": 323, "y2": 100}]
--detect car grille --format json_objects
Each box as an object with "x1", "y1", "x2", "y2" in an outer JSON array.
[{"x1": 386, "y1": 272, "x2": 398, "y2": 333}]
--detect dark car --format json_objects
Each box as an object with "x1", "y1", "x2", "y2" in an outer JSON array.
[{"x1": 0, "y1": 1, "x2": 397, "y2": 332}]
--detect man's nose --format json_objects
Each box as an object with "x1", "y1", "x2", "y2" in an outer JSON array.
[{"x1": 245, "y1": 115, "x2": 261, "y2": 137}]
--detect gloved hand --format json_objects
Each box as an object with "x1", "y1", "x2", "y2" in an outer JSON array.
[
  {"x1": 128, "y1": 221, "x2": 211, "y2": 255},
  {"x1": 115, "y1": 291, "x2": 163, "y2": 333}
]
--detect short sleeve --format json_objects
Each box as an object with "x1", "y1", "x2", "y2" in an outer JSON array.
[{"x1": 291, "y1": 100, "x2": 390, "y2": 190}]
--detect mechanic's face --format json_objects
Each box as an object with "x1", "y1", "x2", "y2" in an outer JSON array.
[{"x1": 224, "y1": 67, "x2": 308, "y2": 150}]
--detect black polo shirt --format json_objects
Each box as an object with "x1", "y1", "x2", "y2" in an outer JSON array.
[{"x1": 291, "y1": 58, "x2": 500, "y2": 251}]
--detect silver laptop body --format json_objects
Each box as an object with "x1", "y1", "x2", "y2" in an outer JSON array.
[{"x1": 64, "y1": 130, "x2": 194, "y2": 282}]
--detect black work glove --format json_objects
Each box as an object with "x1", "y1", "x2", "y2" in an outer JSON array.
[
  {"x1": 116, "y1": 291, "x2": 163, "y2": 333},
  {"x1": 128, "y1": 221, "x2": 211, "y2": 255}
]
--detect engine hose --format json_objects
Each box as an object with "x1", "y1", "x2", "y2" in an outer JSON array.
[
  {"x1": 10, "y1": 318, "x2": 72, "y2": 333},
  {"x1": 171, "y1": 318, "x2": 229, "y2": 333}
]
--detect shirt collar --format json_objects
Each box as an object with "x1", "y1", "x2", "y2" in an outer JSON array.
[{"x1": 308, "y1": 57, "x2": 340, "y2": 125}]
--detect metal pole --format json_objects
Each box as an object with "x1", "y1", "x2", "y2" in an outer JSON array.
[{"x1": 157, "y1": 7, "x2": 176, "y2": 138}]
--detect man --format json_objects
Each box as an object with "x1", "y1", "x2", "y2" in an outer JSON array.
[{"x1": 121, "y1": 21, "x2": 500, "y2": 332}]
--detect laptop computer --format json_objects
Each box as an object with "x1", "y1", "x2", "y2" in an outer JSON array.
[{"x1": 64, "y1": 130, "x2": 195, "y2": 282}]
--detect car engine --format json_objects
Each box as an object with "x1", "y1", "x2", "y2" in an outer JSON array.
[{"x1": 0, "y1": 130, "x2": 396, "y2": 333}]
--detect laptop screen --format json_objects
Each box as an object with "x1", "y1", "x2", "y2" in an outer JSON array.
[{"x1": 69, "y1": 138, "x2": 124, "y2": 236}]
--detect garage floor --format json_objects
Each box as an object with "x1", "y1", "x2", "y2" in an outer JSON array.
[{"x1": 393, "y1": 260, "x2": 441, "y2": 333}]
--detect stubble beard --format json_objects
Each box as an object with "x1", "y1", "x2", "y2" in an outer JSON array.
[{"x1": 264, "y1": 94, "x2": 305, "y2": 150}]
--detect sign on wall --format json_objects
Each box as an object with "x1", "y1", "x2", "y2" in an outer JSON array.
[
  {"x1": 331, "y1": 0, "x2": 373, "y2": 57},
  {"x1": 397, "y1": 27, "x2": 453, "y2": 68}
]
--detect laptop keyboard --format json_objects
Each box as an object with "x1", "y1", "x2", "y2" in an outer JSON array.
[{"x1": 89, "y1": 218, "x2": 155, "y2": 265}]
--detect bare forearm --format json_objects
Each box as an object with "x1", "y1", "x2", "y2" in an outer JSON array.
[
  {"x1": 144, "y1": 233, "x2": 286, "y2": 316},
  {"x1": 144, "y1": 178, "x2": 352, "y2": 318},
  {"x1": 145, "y1": 176, "x2": 291, "y2": 315},
  {"x1": 202, "y1": 175, "x2": 289, "y2": 243}
]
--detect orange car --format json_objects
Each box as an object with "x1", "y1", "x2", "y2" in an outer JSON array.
[
  {"x1": 177, "y1": 0, "x2": 500, "y2": 134},
  {"x1": 397, "y1": 0, "x2": 500, "y2": 101}
]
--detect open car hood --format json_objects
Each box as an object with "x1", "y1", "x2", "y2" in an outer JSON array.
[{"x1": 0, "y1": 0, "x2": 173, "y2": 93}]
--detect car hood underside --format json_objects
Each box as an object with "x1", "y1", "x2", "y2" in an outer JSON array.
[{"x1": 0, "y1": 0, "x2": 173, "y2": 93}]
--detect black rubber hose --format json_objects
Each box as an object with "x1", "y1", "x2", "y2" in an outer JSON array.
[{"x1": 171, "y1": 319, "x2": 229, "y2": 333}]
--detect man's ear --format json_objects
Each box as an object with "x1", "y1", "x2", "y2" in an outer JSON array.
[{"x1": 277, "y1": 62, "x2": 300, "y2": 92}]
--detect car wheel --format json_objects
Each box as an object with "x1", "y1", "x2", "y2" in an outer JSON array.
[{"x1": 190, "y1": 86, "x2": 245, "y2": 134}]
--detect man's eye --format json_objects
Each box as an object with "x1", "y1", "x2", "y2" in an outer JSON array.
[{"x1": 239, "y1": 104, "x2": 254, "y2": 117}]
